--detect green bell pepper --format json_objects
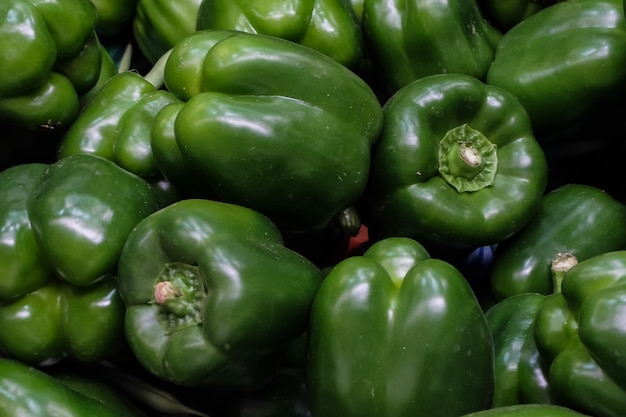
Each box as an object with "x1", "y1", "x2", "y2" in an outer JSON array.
[
  {"x1": 27, "y1": 154, "x2": 159, "y2": 287},
  {"x1": 0, "y1": 277, "x2": 126, "y2": 366},
  {"x1": 486, "y1": 293, "x2": 552, "y2": 407},
  {"x1": 0, "y1": 0, "x2": 104, "y2": 132},
  {"x1": 362, "y1": 0, "x2": 501, "y2": 95},
  {"x1": 117, "y1": 198, "x2": 323, "y2": 387},
  {"x1": 0, "y1": 157, "x2": 158, "y2": 365},
  {"x1": 363, "y1": 73, "x2": 547, "y2": 252},
  {"x1": 133, "y1": 0, "x2": 202, "y2": 64},
  {"x1": 490, "y1": 184, "x2": 626, "y2": 300},
  {"x1": 156, "y1": 29, "x2": 383, "y2": 234},
  {"x1": 58, "y1": 59, "x2": 181, "y2": 179},
  {"x1": 459, "y1": 404, "x2": 589, "y2": 417},
  {"x1": 532, "y1": 251, "x2": 626, "y2": 417},
  {"x1": 0, "y1": 358, "x2": 147, "y2": 417},
  {"x1": 307, "y1": 237, "x2": 494, "y2": 417},
  {"x1": 486, "y1": 0, "x2": 626, "y2": 142},
  {"x1": 195, "y1": 0, "x2": 364, "y2": 69}
]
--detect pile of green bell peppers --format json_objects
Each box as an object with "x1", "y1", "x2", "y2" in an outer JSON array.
[{"x1": 2, "y1": 1, "x2": 626, "y2": 416}]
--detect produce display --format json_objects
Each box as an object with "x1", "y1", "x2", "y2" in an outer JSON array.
[{"x1": 1, "y1": 0, "x2": 626, "y2": 416}]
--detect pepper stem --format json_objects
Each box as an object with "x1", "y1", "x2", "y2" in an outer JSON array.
[
  {"x1": 438, "y1": 123, "x2": 498, "y2": 192},
  {"x1": 550, "y1": 252, "x2": 578, "y2": 293},
  {"x1": 153, "y1": 263, "x2": 205, "y2": 331}
]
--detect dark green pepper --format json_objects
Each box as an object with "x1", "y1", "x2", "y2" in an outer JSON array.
[
  {"x1": 532, "y1": 251, "x2": 626, "y2": 417},
  {"x1": 459, "y1": 404, "x2": 590, "y2": 417},
  {"x1": 156, "y1": 30, "x2": 383, "y2": 234},
  {"x1": 59, "y1": 62, "x2": 182, "y2": 179},
  {"x1": 196, "y1": 0, "x2": 364, "y2": 68},
  {"x1": 486, "y1": 0, "x2": 626, "y2": 142},
  {"x1": 0, "y1": 358, "x2": 147, "y2": 417},
  {"x1": 490, "y1": 184, "x2": 626, "y2": 300},
  {"x1": 0, "y1": 0, "x2": 103, "y2": 132},
  {"x1": 362, "y1": 0, "x2": 501, "y2": 95},
  {"x1": 117, "y1": 198, "x2": 323, "y2": 387},
  {"x1": 364, "y1": 73, "x2": 547, "y2": 251},
  {"x1": 307, "y1": 237, "x2": 494, "y2": 417},
  {"x1": 0, "y1": 276, "x2": 126, "y2": 366},
  {"x1": 27, "y1": 154, "x2": 159, "y2": 286},
  {"x1": 0, "y1": 156, "x2": 158, "y2": 365},
  {"x1": 486, "y1": 293, "x2": 553, "y2": 407}
]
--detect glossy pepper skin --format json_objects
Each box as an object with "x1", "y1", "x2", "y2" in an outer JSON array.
[
  {"x1": 490, "y1": 184, "x2": 626, "y2": 300},
  {"x1": 59, "y1": 68, "x2": 182, "y2": 179},
  {"x1": 0, "y1": 358, "x2": 146, "y2": 417},
  {"x1": 117, "y1": 199, "x2": 323, "y2": 388},
  {"x1": 364, "y1": 73, "x2": 547, "y2": 251},
  {"x1": 0, "y1": 0, "x2": 104, "y2": 132},
  {"x1": 0, "y1": 158, "x2": 157, "y2": 365},
  {"x1": 133, "y1": 0, "x2": 202, "y2": 63},
  {"x1": 0, "y1": 276, "x2": 126, "y2": 366},
  {"x1": 27, "y1": 154, "x2": 159, "y2": 287},
  {"x1": 157, "y1": 30, "x2": 383, "y2": 234},
  {"x1": 459, "y1": 404, "x2": 589, "y2": 417},
  {"x1": 362, "y1": 0, "x2": 501, "y2": 95},
  {"x1": 307, "y1": 237, "x2": 494, "y2": 417},
  {"x1": 532, "y1": 251, "x2": 626, "y2": 417},
  {"x1": 486, "y1": 293, "x2": 552, "y2": 407},
  {"x1": 486, "y1": 0, "x2": 626, "y2": 141},
  {"x1": 196, "y1": 0, "x2": 364, "y2": 68}
]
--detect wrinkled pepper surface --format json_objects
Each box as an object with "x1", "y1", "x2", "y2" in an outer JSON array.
[
  {"x1": 486, "y1": 0, "x2": 626, "y2": 142},
  {"x1": 117, "y1": 199, "x2": 323, "y2": 388},
  {"x1": 362, "y1": 0, "x2": 501, "y2": 95},
  {"x1": 0, "y1": 156, "x2": 158, "y2": 365},
  {"x1": 196, "y1": 0, "x2": 364, "y2": 68},
  {"x1": 0, "y1": 0, "x2": 108, "y2": 132},
  {"x1": 490, "y1": 184, "x2": 626, "y2": 300},
  {"x1": 364, "y1": 73, "x2": 547, "y2": 251},
  {"x1": 155, "y1": 29, "x2": 383, "y2": 234},
  {"x1": 307, "y1": 237, "x2": 494, "y2": 417}
]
